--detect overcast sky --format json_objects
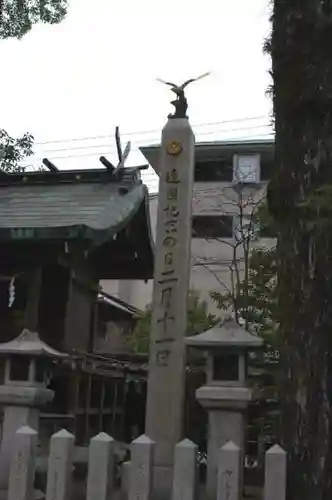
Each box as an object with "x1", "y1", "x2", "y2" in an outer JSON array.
[{"x1": 0, "y1": 0, "x2": 272, "y2": 190}]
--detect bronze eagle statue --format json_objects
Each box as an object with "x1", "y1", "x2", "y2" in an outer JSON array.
[{"x1": 157, "y1": 72, "x2": 210, "y2": 119}]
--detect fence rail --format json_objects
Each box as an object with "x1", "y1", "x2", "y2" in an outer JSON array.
[{"x1": 7, "y1": 426, "x2": 287, "y2": 500}]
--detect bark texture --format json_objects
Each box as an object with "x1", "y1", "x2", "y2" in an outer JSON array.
[{"x1": 268, "y1": 1, "x2": 332, "y2": 499}]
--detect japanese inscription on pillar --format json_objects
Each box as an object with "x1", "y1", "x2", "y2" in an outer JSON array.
[{"x1": 154, "y1": 156, "x2": 181, "y2": 366}]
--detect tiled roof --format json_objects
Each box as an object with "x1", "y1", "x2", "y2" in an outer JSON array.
[{"x1": 0, "y1": 175, "x2": 147, "y2": 242}]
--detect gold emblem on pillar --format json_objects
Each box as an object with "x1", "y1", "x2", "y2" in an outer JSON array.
[{"x1": 166, "y1": 140, "x2": 182, "y2": 156}]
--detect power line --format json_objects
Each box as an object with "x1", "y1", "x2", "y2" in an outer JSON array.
[
  {"x1": 23, "y1": 136, "x2": 275, "y2": 165},
  {"x1": 22, "y1": 129, "x2": 275, "y2": 167},
  {"x1": 33, "y1": 115, "x2": 271, "y2": 146},
  {"x1": 33, "y1": 123, "x2": 273, "y2": 156},
  {"x1": 24, "y1": 128, "x2": 274, "y2": 165},
  {"x1": 22, "y1": 136, "x2": 275, "y2": 168}
]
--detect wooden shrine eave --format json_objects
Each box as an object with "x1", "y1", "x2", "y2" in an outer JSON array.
[
  {"x1": 97, "y1": 291, "x2": 142, "y2": 320},
  {"x1": 72, "y1": 277, "x2": 142, "y2": 319},
  {"x1": 61, "y1": 350, "x2": 149, "y2": 378}
]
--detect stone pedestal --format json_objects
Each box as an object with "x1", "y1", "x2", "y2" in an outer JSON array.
[
  {"x1": 197, "y1": 386, "x2": 251, "y2": 499},
  {"x1": 0, "y1": 385, "x2": 53, "y2": 493},
  {"x1": 145, "y1": 117, "x2": 195, "y2": 499}
]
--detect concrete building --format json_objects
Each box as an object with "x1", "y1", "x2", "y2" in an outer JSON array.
[{"x1": 101, "y1": 139, "x2": 275, "y2": 315}]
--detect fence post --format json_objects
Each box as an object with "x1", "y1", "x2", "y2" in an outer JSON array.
[
  {"x1": 129, "y1": 435, "x2": 155, "y2": 500},
  {"x1": 86, "y1": 432, "x2": 114, "y2": 500},
  {"x1": 7, "y1": 425, "x2": 37, "y2": 500},
  {"x1": 121, "y1": 461, "x2": 130, "y2": 500},
  {"x1": 172, "y1": 439, "x2": 197, "y2": 500},
  {"x1": 217, "y1": 441, "x2": 241, "y2": 500},
  {"x1": 46, "y1": 428, "x2": 74, "y2": 500},
  {"x1": 264, "y1": 444, "x2": 287, "y2": 500}
]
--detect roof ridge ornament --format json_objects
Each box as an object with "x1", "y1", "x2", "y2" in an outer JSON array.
[
  {"x1": 98, "y1": 126, "x2": 132, "y2": 181},
  {"x1": 114, "y1": 126, "x2": 131, "y2": 173},
  {"x1": 40, "y1": 125, "x2": 132, "y2": 178}
]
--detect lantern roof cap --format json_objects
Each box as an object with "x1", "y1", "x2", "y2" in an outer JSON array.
[
  {"x1": 186, "y1": 318, "x2": 263, "y2": 349},
  {"x1": 0, "y1": 329, "x2": 67, "y2": 358}
]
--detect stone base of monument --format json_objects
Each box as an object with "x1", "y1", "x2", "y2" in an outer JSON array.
[
  {"x1": 152, "y1": 465, "x2": 173, "y2": 500},
  {"x1": 121, "y1": 461, "x2": 173, "y2": 500}
]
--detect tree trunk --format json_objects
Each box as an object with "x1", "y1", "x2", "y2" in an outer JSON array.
[{"x1": 268, "y1": 1, "x2": 332, "y2": 498}]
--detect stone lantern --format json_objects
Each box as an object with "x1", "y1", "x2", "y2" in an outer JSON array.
[
  {"x1": 0, "y1": 328, "x2": 67, "y2": 495},
  {"x1": 186, "y1": 317, "x2": 263, "y2": 500}
]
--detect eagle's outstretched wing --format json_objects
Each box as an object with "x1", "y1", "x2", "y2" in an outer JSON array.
[
  {"x1": 156, "y1": 77, "x2": 177, "y2": 88},
  {"x1": 182, "y1": 72, "x2": 211, "y2": 89}
]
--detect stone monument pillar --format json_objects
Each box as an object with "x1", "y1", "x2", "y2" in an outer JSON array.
[
  {"x1": 186, "y1": 318, "x2": 263, "y2": 500},
  {"x1": 0, "y1": 329, "x2": 67, "y2": 498},
  {"x1": 145, "y1": 90, "x2": 195, "y2": 497}
]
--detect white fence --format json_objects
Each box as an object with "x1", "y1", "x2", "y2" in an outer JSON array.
[{"x1": 7, "y1": 426, "x2": 286, "y2": 500}]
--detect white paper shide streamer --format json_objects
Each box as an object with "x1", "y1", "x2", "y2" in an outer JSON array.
[{"x1": 8, "y1": 276, "x2": 15, "y2": 308}]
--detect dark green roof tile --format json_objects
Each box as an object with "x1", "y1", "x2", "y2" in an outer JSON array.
[{"x1": 0, "y1": 181, "x2": 147, "y2": 242}]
